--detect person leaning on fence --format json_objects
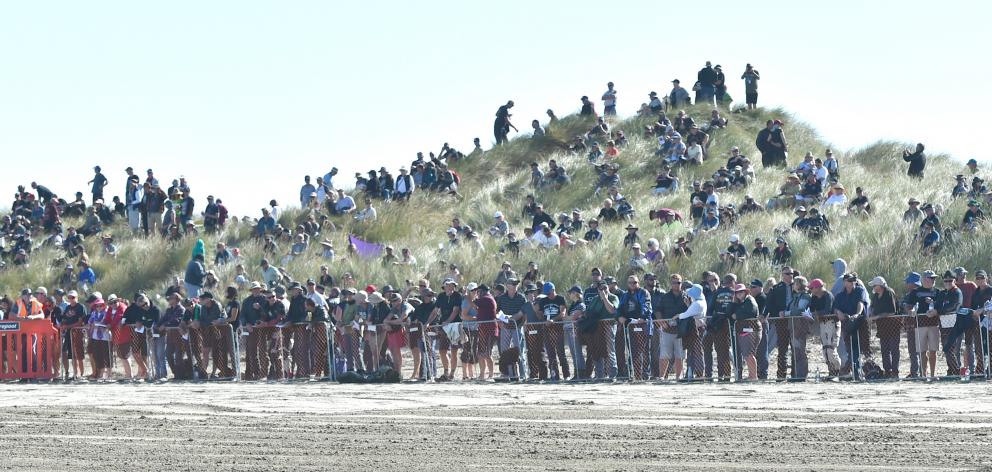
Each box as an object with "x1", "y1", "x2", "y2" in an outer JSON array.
[
  {"x1": 496, "y1": 279, "x2": 527, "y2": 380},
  {"x1": 407, "y1": 288, "x2": 434, "y2": 380},
  {"x1": 968, "y1": 270, "x2": 992, "y2": 376},
  {"x1": 85, "y1": 294, "x2": 113, "y2": 380},
  {"x1": 730, "y1": 283, "x2": 761, "y2": 381},
  {"x1": 123, "y1": 292, "x2": 158, "y2": 380},
  {"x1": 431, "y1": 279, "x2": 463, "y2": 381},
  {"x1": 618, "y1": 275, "x2": 652, "y2": 380},
  {"x1": 868, "y1": 276, "x2": 901, "y2": 379},
  {"x1": 105, "y1": 293, "x2": 134, "y2": 379}
]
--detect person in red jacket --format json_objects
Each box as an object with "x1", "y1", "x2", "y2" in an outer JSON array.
[{"x1": 106, "y1": 294, "x2": 133, "y2": 379}]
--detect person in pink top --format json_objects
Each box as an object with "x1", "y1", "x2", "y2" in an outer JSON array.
[{"x1": 474, "y1": 285, "x2": 499, "y2": 380}]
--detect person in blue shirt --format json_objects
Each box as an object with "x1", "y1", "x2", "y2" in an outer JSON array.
[
  {"x1": 699, "y1": 207, "x2": 720, "y2": 232},
  {"x1": 88, "y1": 166, "x2": 108, "y2": 204},
  {"x1": 618, "y1": 275, "x2": 652, "y2": 380},
  {"x1": 77, "y1": 261, "x2": 97, "y2": 294}
]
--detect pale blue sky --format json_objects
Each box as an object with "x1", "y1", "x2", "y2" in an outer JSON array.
[{"x1": 1, "y1": 1, "x2": 987, "y2": 216}]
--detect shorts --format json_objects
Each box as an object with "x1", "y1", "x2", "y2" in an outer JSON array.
[
  {"x1": 915, "y1": 326, "x2": 940, "y2": 352},
  {"x1": 115, "y1": 343, "x2": 131, "y2": 359},
  {"x1": 387, "y1": 329, "x2": 407, "y2": 351},
  {"x1": 88, "y1": 339, "x2": 111, "y2": 369},
  {"x1": 736, "y1": 320, "x2": 762, "y2": 357},
  {"x1": 746, "y1": 92, "x2": 758, "y2": 105},
  {"x1": 658, "y1": 331, "x2": 684, "y2": 360},
  {"x1": 407, "y1": 323, "x2": 424, "y2": 350},
  {"x1": 132, "y1": 332, "x2": 149, "y2": 357}
]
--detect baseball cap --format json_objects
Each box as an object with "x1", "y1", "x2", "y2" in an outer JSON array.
[
  {"x1": 750, "y1": 279, "x2": 764, "y2": 288},
  {"x1": 977, "y1": 270, "x2": 988, "y2": 279},
  {"x1": 868, "y1": 276, "x2": 887, "y2": 287},
  {"x1": 568, "y1": 285, "x2": 582, "y2": 294},
  {"x1": 922, "y1": 270, "x2": 937, "y2": 279},
  {"x1": 543, "y1": 282, "x2": 555, "y2": 294},
  {"x1": 953, "y1": 267, "x2": 968, "y2": 276},
  {"x1": 905, "y1": 272, "x2": 922, "y2": 286},
  {"x1": 733, "y1": 283, "x2": 747, "y2": 292},
  {"x1": 809, "y1": 279, "x2": 824, "y2": 289}
]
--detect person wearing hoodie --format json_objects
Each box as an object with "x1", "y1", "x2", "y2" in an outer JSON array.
[{"x1": 678, "y1": 283, "x2": 707, "y2": 379}]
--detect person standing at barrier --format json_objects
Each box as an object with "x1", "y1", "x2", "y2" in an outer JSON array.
[
  {"x1": 409, "y1": 289, "x2": 435, "y2": 380},
  {"x1": 678, "y1": 284, "x2": 707, "y2": 379},
  {"x1": 565, "y1": 286, "x2": 587, "y2": 379},
  {"x1": 749, "y1": 280, "x2": 770, "y2": 380},
  {"x1": 474, "y1": 284, "x2": 498, "y2": 380},
  {"x1": 123, "y1": 293, "x2": 158, "y2": 380},
  {"x1": 868, "y1": 277, "x2": 900, "y2": 378},
  {"x1": 285, "y1": 283, "x2": 310, "y2": 378},
  {"x1": 431, "y1": 279, "x2": 463, "y2": 381},
  {"x1": 198, "y1": 291, "x2": 231, "y2": 378},
  {"x1": 342, "y1": 289, "x2": 366, "y2": 373},
  {"x1": 496, "y1": 279, "x2": 526, "y2": 380},
  {"x1": 809, "y1": 279, "x2": 839, "y2": 378},
  {"x1": 644, "y1": 274, "x2": 665, "y2": 378},
  {"x1": 459, "y1": 284, "x2": 480, "y2": 380},
  {"x1": 105, "y1": 294, "x2": 133, "y2": 379},
  {"x1": 85, "y1": 294, "x2": 112, "y2": 380},
  {"x1": 706, "y1": 274, "x2": 736, "y2": 381},
  {"x1": 10, "y1": 288, "x2": 44, "y2": 320},
  {"x1": 240, "y1": 282, "x2": 268, "y2": 380},
  {"x1": 700, "y1": 272, "x2": 720, "y2": 379},
  {"x1": 384, "y1": 292, "x2": 412, "y2": 379},
  {"x1": 582, "y1": 279, "x2": 619, "y2": 379},
  {"x1": 970, "y1": 271, "x2": 992, "y2": 378},
  {"x1": 910, "y1": 271, "x2": 939, "y2": 378},
  {"x1": 55, "y1": 290, "x2": 86, "y2": 379},
  {"x1": 934, "y1": 271, "x2": 964, "y2": 377},
  {"x1": 619, "y1": 275, "x2": 652, "y2": 380},
  {"x1": 157, "y1": 293, "x2": 189, "y2": 380},
  {"x1": 658, "y1": 274, "x2": 687, "y2": 380},
  {"x1": 181, "y1": 297, "x2": 206, "y2": 379},
  {"x1": 953, "y1": 267, "x2": 980, "y2": 375},
  {"x1": 768, "y1": 267, "x2": 796, "y2": 380},
  {"x1": 305, "y1": 297, "x2": 330, "y2": 378},
  {"x1": 730, "y1": 283, "x2": 761, "y2": 381},
  {"x1": 537, "y1": 282, "x2": 569, "y2": 381},
  {"x1": 263, "y1": 288, "x2": 288, "y2": 379},
  {"x1": 901, "y1": 273, "x2": 923, "y2": 378},
  {"x1": 219, "y1": 286, "x2": 240, "y2": 378},
  {"x1": 784, "y1": 277, "x2": 812, "y2": 380},
  {"x1": 833, "y1": 273, "x2": 866, "y2": 379},
  {"x1": 522, "y1": 284, "x2": 548, "y2": 380}
]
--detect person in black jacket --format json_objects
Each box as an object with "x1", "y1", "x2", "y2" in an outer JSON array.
[
  {"x1": 756, "y1": 121, "x2": 774, "y2": 167},
  {"x1": 705, "y1": 273, "x2": 736, "y2": 381},
  {"x1": 767, "y1": 267, "x2": 797, "y2": 379},
  {"x1": 903, "y1": 143, "x2": 926, "y2": 178},
  {"x1": 530, "y1": 204, "x2": 556, "y2": 232}
]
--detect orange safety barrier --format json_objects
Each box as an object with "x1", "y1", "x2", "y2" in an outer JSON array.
[{"x1": 0, "y1": 320, "x2": 61, "y2": 380}]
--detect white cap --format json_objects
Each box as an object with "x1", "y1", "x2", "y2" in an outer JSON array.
[
  {"x1": 729, "y1": 234, "x2": 740, "y2": 243},
  {"x1": 493, "y1": 210, "x2": 503, "y2": 219},
  {"x1": 465, "y1": 282, "x2": 479, "y2": 291},
  {"x1": 868, "y1": 276, "x2": 887, "y2": 287}
]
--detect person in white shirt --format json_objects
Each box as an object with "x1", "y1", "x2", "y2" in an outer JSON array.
[
  {"x1": 268, "y1": 200, "x2": 281, "y2": 220},
  {"x1": 395, "y1": 167, "x2": 415, "y2": 200},
  {"x1": 822, "y1": 183, "x2": 848, "y2": 207},
  {"x1": 602, "y1": 82, "x2": 617, "y2": 116},
  {"x1": 814, "y1": 159, "x2": 830, "y2": 187},
  {"x1": 355, "y1": 197, "x2": 377, "y2": 221},
  {"x1": 531, "y1": 224, "x2": 560, "y2": 249},
  {"x1": 628, "y1": 244, "x2": 649, "y2": 270}
]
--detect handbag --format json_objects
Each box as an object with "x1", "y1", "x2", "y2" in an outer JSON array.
[{"x1": 677, "y1": 317, "x2": 694, "y2": 338}]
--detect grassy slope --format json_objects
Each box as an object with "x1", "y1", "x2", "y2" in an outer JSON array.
[{"x1": 0, "y1": 104, "x2": 979, "y2": 297}]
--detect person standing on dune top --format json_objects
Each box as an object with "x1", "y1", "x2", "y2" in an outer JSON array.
[
  {"x1": 602, "y1": 82, "x2": 617, "y2": 116},
  {"x1": 494, "y1": 100, "x2": 517, "y2": 145},
  {"x1": 903, "y1": 143, "x2": 926, "y2": 178}
]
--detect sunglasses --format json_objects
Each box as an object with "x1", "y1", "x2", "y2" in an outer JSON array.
[{"x1": 943, "y1": 279, "x2": 954, "y2": 283}]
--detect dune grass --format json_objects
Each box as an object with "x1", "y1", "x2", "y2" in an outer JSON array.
[{"x1": 0, "y1": 103, "x2": 981, "y2": 299}]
